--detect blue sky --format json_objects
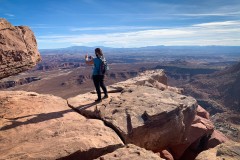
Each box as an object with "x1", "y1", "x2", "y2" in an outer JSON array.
[{"x1": 0, "y1": 0, "x2": 240, "y2": 49}]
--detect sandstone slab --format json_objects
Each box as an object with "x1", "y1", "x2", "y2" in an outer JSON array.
[
  {"x1": 207, "y1": 130, "x2": 229, "y2": 149},
  {"x1": 0, "y1": 18, "x2": 41, "y2": 79},
  {"x1": 0, "y1": 91, "x2": 123, "y2": 160},
  {"x1": 68, "y1": 85, "x2": 197, "y2": 151},
  {"x1": 170, "y1": 114, "x2": 215, "y2": 159},
  {"x1": 195, "y1": 141, "x2": 240, "y2": 160},
  {"x1": 95, "y1": 144, "x2": 163, "y2": 160},
  {"x1": 196, "y1": 105, "x2": 210, "y2": 119},
  {"x1": 108, "y1": 69, "x2": 183, "y2": 94},
  {"x1": 169, "y1": 104, "x2": 227, "y2": 160}
]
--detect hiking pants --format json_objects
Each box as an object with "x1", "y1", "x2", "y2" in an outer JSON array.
[{"x1": 92, "y1": 75, "x2": 108, "y2": 99}]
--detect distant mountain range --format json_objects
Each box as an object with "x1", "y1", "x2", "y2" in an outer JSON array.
[{"x1": 39, "y1": 45, "x2": 240, "y2": 56}]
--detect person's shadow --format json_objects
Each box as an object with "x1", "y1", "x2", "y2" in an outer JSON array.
[
  {"x1": 68, "y1": 101, "x2": 99, "y2": 114},
  {"x1": 1, "y1": 101, "x2": 99, "y2": 131}
]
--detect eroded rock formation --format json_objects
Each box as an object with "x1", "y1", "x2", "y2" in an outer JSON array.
[
  {"x1": 0, "y1": 91, "x2": 123, "y2": 160},
  {"x1": 68, "y1": 85, "x2": 197, "y2": 151},
  {"x1": 0, "y1": 18, "x2": 41, "y2": 79},
  {"x1": 68, "y1": 69, "x2": 230, "y2": 160},
  {"x1": 0, "y1": 69, "x2": 233, "y2": 160},
  {"x1": 96, "y1": 144, "x2": 164, "y2": 160},
  {"x1": 195, "y1": 141, "x2": 240, "y2": 160}
]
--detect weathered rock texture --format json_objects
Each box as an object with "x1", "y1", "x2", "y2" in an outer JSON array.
[
  {"x1": 0, "y1": 18, "x2": 41, "y2": 79},
  {"x1": 207, "y1": 130, "x2": 229, "y2": 149},
  {"x1": 95, "y1": 144, "x2": 164, "y2": 160},
  {"x1": 107, "y1": 70, "x2": 183, "y2": 94},
  {"x1": 195, "y1": 141, "x2": 240, "y2": 160},
  {"x1": 68, "y1": 70, "x2": 196, "y2": 155},
  {"x1": 0, "y1": 91, "x2": 123, "y2": 160},
  {"x1": 170, "y1": 105, "x2": 215, "y2": 159},
  {"x1": 68, "y1": 69, "x2": 230, "y2": 160}
]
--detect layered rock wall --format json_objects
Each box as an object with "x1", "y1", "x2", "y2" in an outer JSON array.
[{"x1": 0, "y1": 18, "x2": 41, "y2": 79}]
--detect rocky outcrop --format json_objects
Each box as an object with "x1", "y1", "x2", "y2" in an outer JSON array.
[
  {"x1": 0, "y1": 18, "x2": 41, "y2": 79},
  {"x1": 95, "y1": 70, "x2": 182, "y2": 94},
  {"x1": 68, "y1": 69, "x2": 230, "y2": 160},
  {"x1": 69, "y1": 85, "x2": 197, "y2": 152},
  {"x1": 170, "y1": 105, "x2": 215, "y2": 159},
  {"x1": 195, "y1": 141, "x2": 240, "y2": 160},
  {"x1": 96, "y1": 144, "x2": 164, "y2": 160},
  {"x1": 206, "y1": 130, "x2": 229, "y2": 149},
  {"x1": 0, "y1": 69, "x2": 232, "y2": 159},
  {"x1": 0, "y1": 91, "x2": 123, "y2": 160}
]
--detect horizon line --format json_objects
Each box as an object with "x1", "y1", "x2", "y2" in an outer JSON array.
[{"x1": 39, "y1": 45, "x2": 240, "y2": 50}]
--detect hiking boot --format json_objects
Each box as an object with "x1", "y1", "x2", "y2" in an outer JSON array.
[
  {"x1": 103, "y1": 95, "x2": 108, "y2": 99},
  {"x1": 95, "y1": 99, "x2": 102, "y2": 102}
]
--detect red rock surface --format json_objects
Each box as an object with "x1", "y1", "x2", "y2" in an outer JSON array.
[
  {"x1": 67, "y1": 70, "x2": 233, "y2": 159},
  {"x1": 0, "y1": 18, "x2": 41, "y2": 79},
  {"x1": 195, "y1": 141, "x2": 240, "y2": 160},
  {"x1": 0, "y1": 91, "x2": 123, "y2": 160},
  {"x1": 206, "y1": 130, "x2": 229, "y2": 149},
  {"x1": 196, "y1": 105, "x2": 210, "y2": 119},
  {"x1": 68, "y1": 70, "x2": 198, "y2": 152},
  {"x1": 170, "y1": 115, "x2": 214, "y2": 159},
  {"x1": 159, "y1": 150, "x2": 174, "y2": 160},
  {"x1": 96, "y1": 144, "x2": 164, "y2": 160}
]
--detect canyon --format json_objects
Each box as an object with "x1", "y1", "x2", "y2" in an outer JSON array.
[{"x1": 0, "y1": 18, "x2": 240, "y2": 160}]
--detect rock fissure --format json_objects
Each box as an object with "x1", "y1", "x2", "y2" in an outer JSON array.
[
  {"x1": 66, "y1": 97, "x2": 126, "y2": 144},
  {"x1": 67, "y1": 99, "x2": 126, "y2": 145}
]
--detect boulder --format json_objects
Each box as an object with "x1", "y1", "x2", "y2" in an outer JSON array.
[
  {"x1": 107, "y1": 69, "x2": 183, "y2": 94},
  {"x1": 206, "y1": 130, "x2": 229, "y2": 149},
  {"x1": 159, "y1": 150, "x2": 174, "y2": 160},
  {"x1": 195, "y1": 141, "x2": 240, "y2": 160},
  {"x1": 170, "y1": 105, "x2": 229, "y2": 160},
  {"x1": 95, "y1": 144, "x2": 163, "y2": 160},
  {"x1": 0, "y1": 18, "x2": 41, "y2": 79},
  {"x1": 68, "y1": 84, "x2": 198, "y2": 151},
  {"x1": 0, "y1": 91, "x2": 123, "y2": 160},
  {"x1": 196, "y1": 105, "x2": 210, "y2": 119},
  {"x1": 170, "y1": 115, "x2": 214, "y2": 159}
]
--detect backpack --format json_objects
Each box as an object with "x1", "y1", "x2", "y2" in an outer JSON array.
[{"x1": 98, "y1": 57, "x2": 109, "y2": 75}]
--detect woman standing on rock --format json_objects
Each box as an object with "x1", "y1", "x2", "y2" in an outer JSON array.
[{"x1": 85, "y1": 48, "x2": 108, "y2": 102}]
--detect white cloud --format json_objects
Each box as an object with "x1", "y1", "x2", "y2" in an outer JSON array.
[
  {"x1": 37, "y1": 20, "x2": 240, "y2": 48},
  {"x1": 174, "y1": 11, "x2": 240, "y2": 17},
  {"x1": 70, "y1": 26, "x2": 160, "y2": 31},
  {"x1": 193, "y1": 21, "x2": 240, "y2": 27}
]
